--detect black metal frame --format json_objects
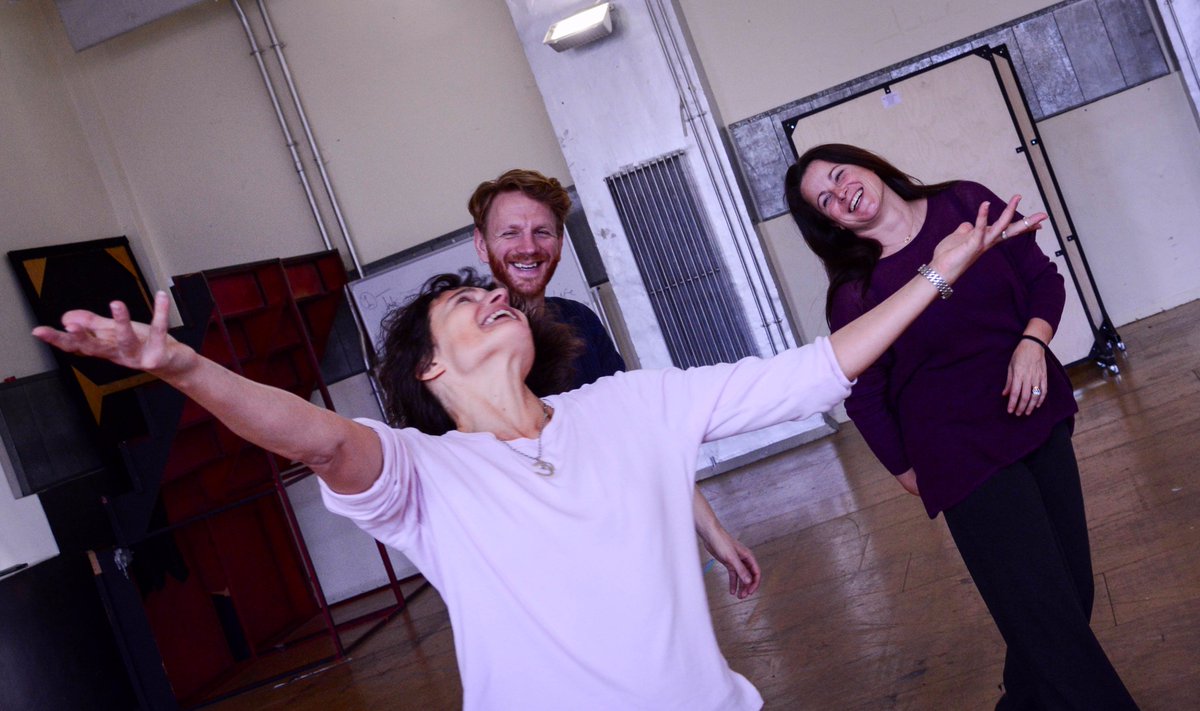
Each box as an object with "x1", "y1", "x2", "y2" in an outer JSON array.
[{"x1": 782, "y1": 47, "x2": 1124, "y2": 373}]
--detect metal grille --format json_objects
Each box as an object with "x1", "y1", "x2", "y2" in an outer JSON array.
[{"x1": 606, "y1": 152, "x2": 756, "y2": 369}]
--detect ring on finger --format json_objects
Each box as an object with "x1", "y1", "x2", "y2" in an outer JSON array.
[
  {"x1": 1023, "y1": 218, "x2": 1030, "y2": 228},
  {"x1": 1001, "y1": 229, "x2": 1008, "y2": 240},
  {"x1": 1031, "y1": 385, "x2": 1043, "y2": 396}
]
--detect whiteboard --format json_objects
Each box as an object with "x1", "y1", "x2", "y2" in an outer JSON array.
[
  {"x1": 786, "y1": 51, "x2": 1095, "y2": 366},
  {"x1": 350, "y1": 229, "x2": 594, "y2": 353}
]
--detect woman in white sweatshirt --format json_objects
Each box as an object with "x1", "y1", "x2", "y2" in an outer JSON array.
[{"x1": 33, "y1": 197, "x2": 1032, "y2": 711}]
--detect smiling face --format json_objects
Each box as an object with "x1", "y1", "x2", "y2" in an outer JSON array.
[
  {"x1": 473, "y1": 191, "x2": 563, "y2": 302},
  {"x1": 798, "y1": 159, "x2": 888, "y2": 234},
  {"x1": 421, "y1": 284, "x2": 534, "y2": 385}
]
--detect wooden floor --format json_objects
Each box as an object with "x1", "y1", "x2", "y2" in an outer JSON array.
[{"x1": 212, "y1": 299, "x2": 1200, "y2": 710}]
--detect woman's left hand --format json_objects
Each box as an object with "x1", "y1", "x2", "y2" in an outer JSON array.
[
  {"x1": 1003, "y1": 339, "x2": 1048, "y2": 415},
  {"x1": 700, "y1": 527, "x2": 762, "y2": 599}
]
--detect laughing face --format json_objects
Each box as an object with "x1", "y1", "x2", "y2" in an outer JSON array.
[
  {"x1": 798, "y1": 159, "x2": 887, "y2": 233},
  {"x1": 421, "y1": 285, "x2": 533, "y2": 383},
  {"x1": 473, "y1": 190, "x2": 563, "y2": 302}
]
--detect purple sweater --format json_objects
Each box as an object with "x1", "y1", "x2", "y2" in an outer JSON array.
[{"x1": 830, "y1": 181, "x2": 1078, "y2": 517}]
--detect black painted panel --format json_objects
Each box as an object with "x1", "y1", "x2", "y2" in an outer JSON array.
[{"x1": 0, "y1": 555, "x2": 137, "y2": 711}]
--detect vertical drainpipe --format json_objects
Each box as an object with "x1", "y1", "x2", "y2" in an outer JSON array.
[
  {"x1": 230, "y1": 0, "x2": 331, "y2": 250},
  {"x1": 255, "y1": 0, "x2": 364, "y2": 276}
]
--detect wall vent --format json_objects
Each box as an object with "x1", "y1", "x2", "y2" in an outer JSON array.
[{"x1": 605, "y1": 153, "x2": 755, "y2": 369}]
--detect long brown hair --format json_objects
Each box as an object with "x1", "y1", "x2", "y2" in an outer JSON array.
[
  {"x1": 375, "y1": 269, "x2": 583, "y2": 435},
  {"x1": 783, "y1": 144, "x2": 954, "y2": 325}
]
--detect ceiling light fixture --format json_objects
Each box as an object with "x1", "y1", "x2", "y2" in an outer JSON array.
[{"x1": 543, "y1": 3, "x2": 616, "y2": 52}]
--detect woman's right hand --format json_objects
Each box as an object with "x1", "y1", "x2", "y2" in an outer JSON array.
[
  {"x1": 930, "y1": 195, "x2": 1046, "y2": 284},
  {"x1": 32, "y1": 291, "x2": 197, "y2": 381}
]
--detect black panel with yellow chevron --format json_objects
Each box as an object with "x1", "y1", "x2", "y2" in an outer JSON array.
[{"x1": 8, "y1": 236, "x2": 156, "y2": 443}]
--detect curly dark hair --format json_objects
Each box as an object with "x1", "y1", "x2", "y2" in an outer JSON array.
[
  {"x1": 375, "y1": 269, "x2": 584, "y2": 435},
  {"x1": 467, "y1": 169, "x2": 572, "y2": 236},
  {"x1": 783, "y1": 143, "x2": 954, "y2": 325}
]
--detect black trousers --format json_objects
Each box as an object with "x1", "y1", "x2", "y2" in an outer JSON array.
[{"x1": 943, "y1": 421, "x2": 1138, "y2": 711}]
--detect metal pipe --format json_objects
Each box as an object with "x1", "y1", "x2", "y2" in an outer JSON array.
[
  {"x1": 663, "y1": 4, "x2": 788, "y2": 352},
  {"x1": 230, "y1": 0, "x2": 330, "y2": 248},
  {"x1": 255, "y1": 0, "x2": 364, "y2": 275},
  {"x1": 645, "y1": 0, "x2": 790, "y2": 354}
]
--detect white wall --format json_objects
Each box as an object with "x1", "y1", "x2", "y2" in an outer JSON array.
[
  {"x1": 53, "y1": 0, "x2": 322, "y2": 277},
  {"x1": 0, "y1": 461, "x2": 59, "y2": 573},
  {"x1": 48, "y1": 0, "x2": 572, "y2": 279},
  {"x1": 5, "y1": 0, "x2": 571, "y2": 363},
  {"x1": 1039, "y1": 74, "x2": 1200, "y2": 324},
  {"x1": 0, "y1": 0, "x2": 124, "y2": 380},
  {"x1": 677, "y1": 0, "x2": 1058, "y2": 121},
  {"x1": 263, "y1": 0, "x2": 572, "y2": 265}
]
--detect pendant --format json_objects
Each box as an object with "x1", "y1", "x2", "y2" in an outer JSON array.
[{"x1": 533, "y1": 459, "x2": 555, "y2": 477}]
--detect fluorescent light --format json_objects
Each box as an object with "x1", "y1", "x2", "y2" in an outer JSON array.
[{"x1": 543, "y1": 3, "x2": 615, "y2": 52}]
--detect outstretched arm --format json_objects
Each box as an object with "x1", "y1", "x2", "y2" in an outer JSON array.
[
  {"x1": 693, "y1": 489, "x2": 761, "y2": 598},
  {"x1": 32, "y1": 291, "x2": 382, "y2": 494},
  {"x1": 829, "y1": 196, "x2": 1045, "y2": 380}
]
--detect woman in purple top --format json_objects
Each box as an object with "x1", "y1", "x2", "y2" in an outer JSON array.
[{"x1": 784, "y1": 143, "x2": 1137, "y2": 710}]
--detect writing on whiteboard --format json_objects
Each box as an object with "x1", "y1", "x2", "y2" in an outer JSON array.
[{"x1": 356, "y1": 288, "x2": 404, "y2": 313}]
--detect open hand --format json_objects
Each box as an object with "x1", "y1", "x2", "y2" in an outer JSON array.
[
  {"x1": 931, "y1": 195, "x2": 1047, "y2": 283},
  {"x1": 31, "y1": 291, "x2": 194, "y2": 378}
]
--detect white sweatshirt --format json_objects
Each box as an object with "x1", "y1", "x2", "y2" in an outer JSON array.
[{"x1": 321, "y1": 337, "x2": 852, "y2": 710}]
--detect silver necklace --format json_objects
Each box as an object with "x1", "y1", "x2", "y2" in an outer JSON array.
[
  {"x1": 499, "y1": 401, "x2": 555, "y2": 477},
  {"x1": 903, "y1": 203, "x2": 918, "y2": 244}
]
